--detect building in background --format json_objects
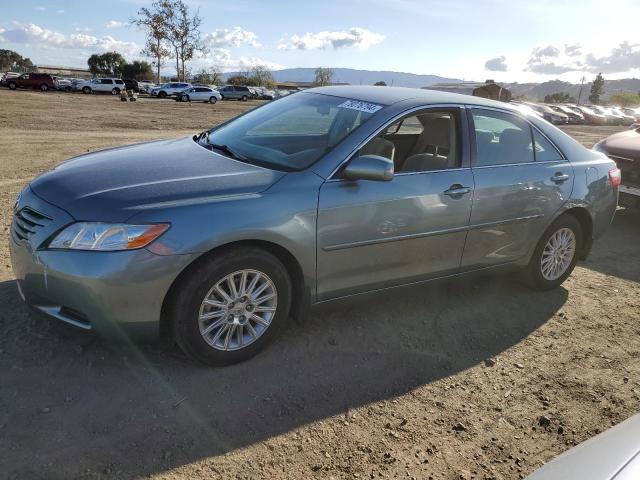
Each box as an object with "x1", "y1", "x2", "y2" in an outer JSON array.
[{"x1": 34, "y1": 65, "x2": 92, "y2": 79}]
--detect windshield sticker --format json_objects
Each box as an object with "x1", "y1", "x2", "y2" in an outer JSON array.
[{"x1": 338, "y1": 100, "x2": 383, "y2": 114}]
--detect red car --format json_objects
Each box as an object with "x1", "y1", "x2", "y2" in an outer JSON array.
[{"x1": 6, "y1": 73, "x2": 56, "y2": 91}]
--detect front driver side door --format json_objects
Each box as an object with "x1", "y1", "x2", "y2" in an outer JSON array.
[{"x1": 316, "y1": 106, "x2": 474, "y2": 301}]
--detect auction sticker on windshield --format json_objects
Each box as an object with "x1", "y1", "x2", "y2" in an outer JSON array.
[{"x1": 338, "y1": 100, "x2": 383, "y2": 114}]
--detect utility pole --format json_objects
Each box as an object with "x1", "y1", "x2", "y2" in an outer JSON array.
[{"x1": 577, "y1": 75, "x2": 585, "y2": 105}]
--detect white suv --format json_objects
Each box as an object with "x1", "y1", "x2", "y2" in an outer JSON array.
[
  {"x1": 151, "y1": 82, "x2": 192, "y2": 98},
  {"x1": 76, "y1": 78, "x2": 126, "y2": 95}
]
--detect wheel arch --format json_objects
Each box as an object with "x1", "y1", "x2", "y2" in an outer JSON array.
[
  {"x1": 561, "y1": 206, "x2": 593, "y2": 259},
  {"x1": 160, "y1": 239, "x2": 309, "y2": 339}
]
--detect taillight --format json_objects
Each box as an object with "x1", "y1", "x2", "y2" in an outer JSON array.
[{"x1": 608, "y1": 167, "x2": 621, "y2": 188}]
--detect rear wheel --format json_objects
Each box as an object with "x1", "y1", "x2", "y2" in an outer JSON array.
[
  {"x1": 209, "y1": 96, "x2": 217, "y2": 104},
  {"x1": 241, "y1": 95, "x2": 248, "y2": 101},
  {"x1": 170, "y1": 248, "x2": 292, "y2": 366},
  {"x1": 111, "y1": 88, "x2": 120, "y2": 95},
  {"x1": 82, "y1": 86, "x2": 91, "y2": 94},
  {"x1": 526, "y1": 214, "x2": 582, "y2": 290}
]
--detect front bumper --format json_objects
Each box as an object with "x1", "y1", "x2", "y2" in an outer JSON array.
[{"x1": 9, "y1": 187, "x2": 196, "y2": 340}]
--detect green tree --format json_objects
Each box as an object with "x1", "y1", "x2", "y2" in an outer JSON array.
[
  {"x1": 192, "y1": 66, "x2": 223, "y2": 85},
  {"x1": 608, "y1": 91, "x2": 640, "y2": 107},
  {"x1": 226, "y1": 74, "x2": 249, "y2": 85},
  {"x1": 374, "y1": 81, "x2": 387, "y2": 86},
  {"x1": 0, "y1": 49, "x2": 34, "y2": 72},
  {"x1": 544, "y1": 92, "x2": 574, "y2": 104},
  {"x1": 589, "y1": 73, "x2": 605, "y2": 105},
  {"x1": 132, "y1": 0, "x2": 172, "y2": 84},
  {"x1": 87, "y1": 52, "x2": 126, "y2": 76},
  {"x1": 313, "y1": 67, "x2": 333, "y2": 86},
  {"x1": 247, "y1": 65, "x2": 275, "y2": 87},
  {"x1": 121, "y1": 60, "x2": 153, "y2": 80}
]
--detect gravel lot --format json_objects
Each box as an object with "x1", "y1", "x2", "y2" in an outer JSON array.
[{"x1": 1, "y1": 89, "x2": 639, "y2": 480}]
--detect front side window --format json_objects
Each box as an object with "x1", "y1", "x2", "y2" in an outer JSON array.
[
  {"x1": 355, "y1": 109, "x2": 461, "y2": 173},
  {"x1": 204, "y1": 92, "x2": 382, "y2": 171},
  {"x1": 472, "y1": 109, "x2": 534, "y2": 166}
]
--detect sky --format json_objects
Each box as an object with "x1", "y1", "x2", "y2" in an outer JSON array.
[{"x1": 1, "y1": 0, "x2": 640, "y2": 83}]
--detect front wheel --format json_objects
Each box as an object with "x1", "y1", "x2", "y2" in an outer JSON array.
[
  {"x1": 8, "y1": 82, "x2": 17, "y2": 90},
  {"x1": 241, "y1": 95, "x2": 248, "y2": 101},
  {"x1": 40, "y1": 84, "x2": 49, "y2": 91},
  {"x1": 209, "y1": 96, "x2": 217, "y2": 104},
  {"x1": 158, "y1": 91, "x2": 167, "y2": 99},
  {"x1": 82, "y1": 86, "x2": 91, "y2": 94},
  {"x1": 181, "y1": 94, "x2": 189, "y2": 102},
  {"x1": 526, "y1": 214, "x2": 582, "y2": 290},
  {"x1": 170, "y1": 248, "x2": 292, "y2": 366}
]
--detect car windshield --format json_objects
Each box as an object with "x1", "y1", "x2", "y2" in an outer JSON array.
[{"x1": 203, "y1": 92, "x2": 383, "y2": 171}]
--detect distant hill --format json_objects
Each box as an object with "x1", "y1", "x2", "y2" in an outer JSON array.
[
  {"x1": 505, "y1": 78, "x2": 640, "y2": 101},
  {"x1": 224, "y1": 67, "x2": 460, "y2": 88}
]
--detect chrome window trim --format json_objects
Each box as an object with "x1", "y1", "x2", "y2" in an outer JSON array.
[
  {"x1": 327, "y1": 103, "x2": 467, "y2": 180},
  {"x1": 324, "y1": 166, "x2": 471, "y2": 183},
  {"x1": 467, "y1": 105, "x2": 567, "y2": 163},
  {"x1": 471, "y1": 159, "x2": 566, "y2": 170}
]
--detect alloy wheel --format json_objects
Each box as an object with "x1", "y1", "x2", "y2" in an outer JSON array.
[
  {"x1": 540, "y1": 228, "x2": 576, "y2": 281},
  {"x1": 198, "y1": 269, "x2": 277, "y2": 351}
]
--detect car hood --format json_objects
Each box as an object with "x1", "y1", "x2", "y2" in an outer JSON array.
[
  {"x1": 525, "y1": 414, "x2": 640, "y2": 480},
  {"x1": 600, "y1": 128, "x2": 640, "y2": 159},
  {"x1": 30, "y1": 136, "x2": 285, "y2": 222}
]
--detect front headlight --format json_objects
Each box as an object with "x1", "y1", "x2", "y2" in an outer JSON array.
[{"x1": 49, "y1": 223, "x2": 170, "y2": 251}]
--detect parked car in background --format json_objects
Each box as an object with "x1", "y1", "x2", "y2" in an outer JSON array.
[
  {"x1": 525, "y1": 414, "x2": 640, "y2": 480},
  {"x1": 574, "y1": 106, "x2": 608, "y2": 125},
  {"x1": 622, "y1": 107, "x2": 640, "y2": 122},
  {"x1": 175, "y1": 86, "x2": 222, "y2": 104},
  {"x1": 137, "y1": 80, "x2": 155, "y2": 94},
  {"x1": 55, "y1": 78, "x2": 75, "y2": 92},
  {"x1": 10, "y1": 86, "x2": 619, "y2": 366},
  {"x1": 594, "y1": 125, "x2": 640, "y2": 208},
  {"x1": 150, "y1": 82, "x2": 191, "y2": 98},
  {"x1": 549, "y1": 104, "x2": 584, "y2": 124},
  {"x1": 1, "y1": 71, "x2": 21, "y2": 87},
  {"x1": 526, "y1": 103, "x2": 568, "y2": 124},
  {"x1": 509, "y1": 102, "x2": 544, "y2": 119},
  {"x1": 610, "y1": 107, "x2": 636, "y2": 126},
  {"x1": 217, "y1": 85, "x2": 251, "y2": 101},
  {"x1": 76, "y1": 78, "x2": 126, "y2": 95},
  {"x1": 5, "y1": 73, "x2": 56, "y2": 91}
]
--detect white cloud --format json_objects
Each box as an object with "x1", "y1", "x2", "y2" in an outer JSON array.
[
  {"x1": 204, "y1": 27, "x2": 261, "y2": 49},
  {"x1": 278, "y1": 27, "x2": 385, "y2": 51},
  {"x1": 0, "y1": 22, "x2": 139, "y2": 56},
  {"x1": 34, "y1": 6, "x2": 46, "y2": 11},
  {"x1": 105, "y1": 20, "x2": 126, "y2": 29},
  {"x1": 585, "y1": 41, "x2": 640, "y2": 73},
  {"x1": 485, "y1": 56, "x2": 508, "y2": 72}
]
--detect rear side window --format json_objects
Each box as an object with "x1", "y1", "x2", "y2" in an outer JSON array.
[
  {"x1": 115, "y1": 80, "x2": 124, "y2": 85},
  {"x1": 472, "y1": 109, "x2": 533, "y2": 166},
  {"x1": 532, "y1": 129, "x2": 563, "y2": 161}
]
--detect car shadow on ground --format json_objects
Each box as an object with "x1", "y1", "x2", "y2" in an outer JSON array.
[
  {"x1": 0, "y1": 272, "x2": 566, "y2": 478},
  {"x1": 582, "y1": 207, "x2": 640, "y2": 283}
]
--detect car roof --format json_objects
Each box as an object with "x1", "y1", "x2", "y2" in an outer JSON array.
[{"x1": 306, "y1": 85, "x2": 516, "y2": 110}]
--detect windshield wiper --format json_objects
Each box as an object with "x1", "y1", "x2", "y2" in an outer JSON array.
[{"x1": 207, "y1": 142, "x2": 249, "y2": 161}]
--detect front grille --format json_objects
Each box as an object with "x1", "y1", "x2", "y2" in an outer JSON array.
[{"x1": 11, "y1": 206, "x2": 52, "y2": 242}]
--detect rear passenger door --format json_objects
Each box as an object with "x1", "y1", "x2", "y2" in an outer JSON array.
[{"x1": 461, "y1": 108, "x2": 573, "y2": 270}]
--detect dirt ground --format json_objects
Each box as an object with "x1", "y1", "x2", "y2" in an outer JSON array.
[{"x1": 1, "y1": 89, "x2": 639, "y2": 480}]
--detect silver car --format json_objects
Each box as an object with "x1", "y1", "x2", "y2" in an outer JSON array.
[
  {"x1": 175, "y1": 86, "x2": 222, "y2": 104},
  {"x1": 9, "y1": 86, "x2": 619, "y2": 365}
]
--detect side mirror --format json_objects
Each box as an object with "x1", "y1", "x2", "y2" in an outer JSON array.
[{"x1": 343, "y1": 155, "x2": 394, "y2": 182}]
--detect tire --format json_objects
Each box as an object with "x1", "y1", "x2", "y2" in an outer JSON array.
[
  {"x1": 209, "y1": 96, "x2": 217, "y2": 104},
  {"x1": 241, "y1": 95, "x2": 248, "y2": 101},
  {"x1": 158, "y1": 91, "x2": 167, "y2": 99},
  {"x1": 8, "y1": 82, "x2": 17, "y2": 90},
  {"x1": 170, "y1": 248, "x2": 292, "y2": 366},
  {"x1": 182, "y1": 94, "x2": 189, "y2": 102},
  {"x1": 111, "y1": 88, "x2": 120, "y2": 95},
  {"x1": 65, "y1": 86, "x2": 72, "y2": 92},
  {"x1": 526, "y1": 214, "x2": 582, "y2": 291},
  {"x1": 82, "y1": 86, "x2": 91, "y2": 94},
  {"x1": 40, "y1": 84, "x2": 49, "y2": 91}
]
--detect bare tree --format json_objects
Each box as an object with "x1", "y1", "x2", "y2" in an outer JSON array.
[
  {"x1": 313, "y1": 67, "x2": 334, "y2": 86},
  {"x1": 165, "y1": 0, "x2": 204, "y2": 81},
  {"x1": 132, "y1": 0, "x2": 172, "y2": 84}
]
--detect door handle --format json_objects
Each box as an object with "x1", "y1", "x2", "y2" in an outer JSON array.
[
  {"x1": 551, "y1": 173, "x2": 570, "y2": 183},
  {"x1": 444, "y1": 184, "x2": 471, "y2": 197}
]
